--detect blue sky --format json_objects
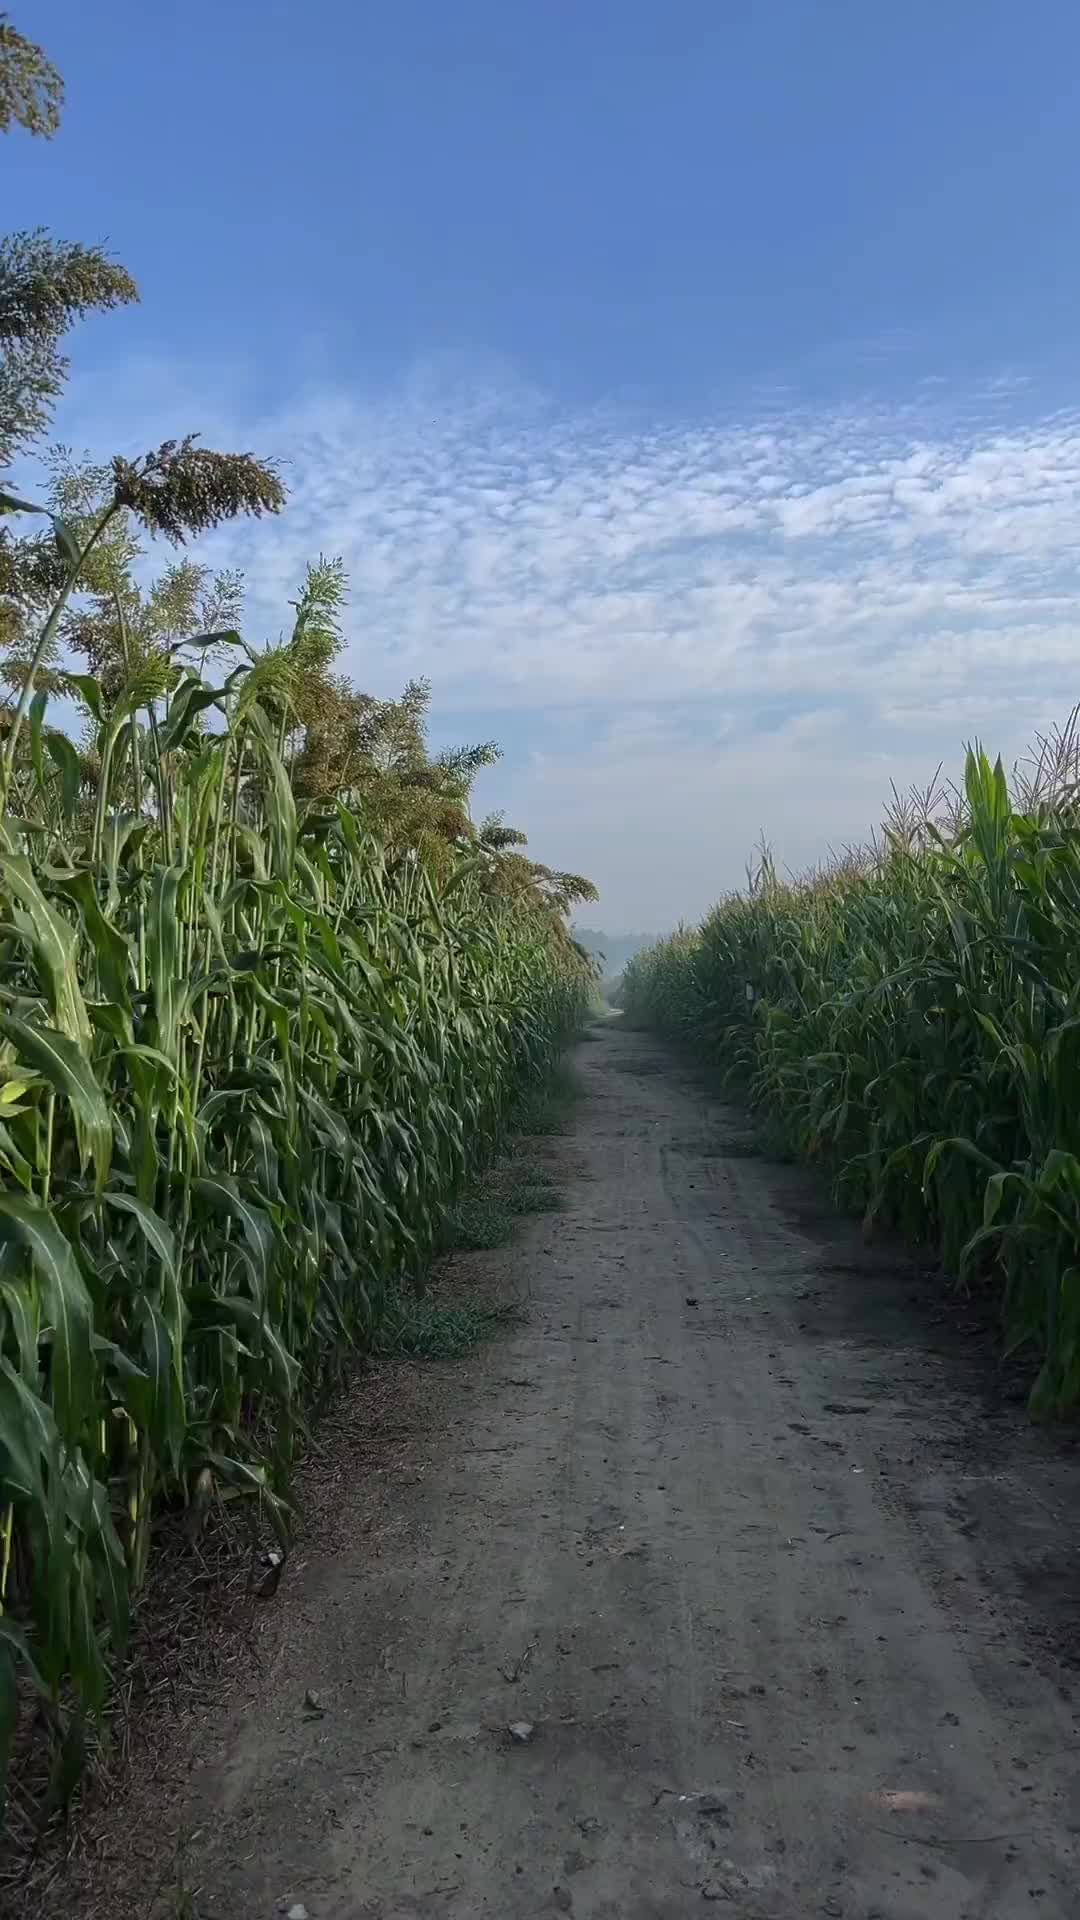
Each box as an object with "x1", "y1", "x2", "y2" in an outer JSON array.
[{"x1": 9, "y1": 1, "x2": 1080, "y2": 926}]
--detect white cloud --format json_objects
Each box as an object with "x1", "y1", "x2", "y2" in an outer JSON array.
[{"x1": 51, "y1": 360, "x2": 1080, "y2": 925}]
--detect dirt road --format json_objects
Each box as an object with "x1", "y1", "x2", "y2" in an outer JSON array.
[{"x1": 167, "y1": 1020, "x2": 1080, "y2": 1918}]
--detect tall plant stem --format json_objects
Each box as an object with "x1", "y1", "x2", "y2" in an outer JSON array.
[{"x1": 1, "y1": 507, "x2": 121, "y2": 794}]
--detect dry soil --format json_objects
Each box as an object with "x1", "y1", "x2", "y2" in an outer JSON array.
[{"x1": 114, "y1": 1020, "x2": 1080, "y2": 1917}]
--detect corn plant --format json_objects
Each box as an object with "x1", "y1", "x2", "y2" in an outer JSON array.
[
  {"x1": 623, "y1": 732, "x2": 1080, "y2": 1419},
  {"x1": 0, "y1": 640, "x2": 590, "y2": 1808}
]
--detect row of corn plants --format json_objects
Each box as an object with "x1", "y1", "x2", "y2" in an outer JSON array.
[
  {"x1": 622, "y1": 740, "x2": 1080, "y2": 1418},
  {"x1": 0, "y1": 651, "x2": 592, "y2": 1807}
]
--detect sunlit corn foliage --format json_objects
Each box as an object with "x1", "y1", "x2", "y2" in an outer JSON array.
[
  {"x1": 0, "y1": 649, "x2": 591, "y2": 1801},
  {"x1": 623, "y1": 726, "x2": 1080, "y2": 1420}
]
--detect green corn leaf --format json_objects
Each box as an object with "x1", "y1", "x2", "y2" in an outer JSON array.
[
  {"x1": 103, "y1": 1190, "x2": 178, "y2": 1291},
  {"x1": 51, "y1": 515, "x2": 81, "y2": 570},
  {"x1": 138, "y1": 1297, "x2": 185, "y2": 1470},
  {"x1": 117, "y1": 1042, "x2": 181, "y2": 1085},
  {"x1": 0, "y1": 852, "x2": 92, "y2": 1049},
  {"x1": 0, "y1": 1275, "x2": 39, "y2": 1379},
  {"x1": 60, "y1": 673, "x2": 104, "y2": 723},
  {"x1": 103, "y1": 1192, "x2": 185, "y2": 1417},
  {"x1": 0, "y1": 1358, "x2": 45, "y2": 1500},
  {"x1": 0, "y1": 1015, "x2": 112, "y2": 1185},
  {"x1": 68, "y1": 1558, "x2": 107, "y2": 1716},
  {"x1": 156, "y1": 679, "x2": 227, "y2": 755},
  {"x1": 189, "y1": 1292, "x2": 297, "y2": 1404},
  {"x1": 28, "y1": 690, "x2": 48, "y2": 797},
  {"x1": 44, "y1": 730, "x2": 83, "y2": 823},
  {"x1": 51, "y1": 865, "x2": 133, "y2": 1010},
  {"x1": 0, "y1": 1348, "x2": 57, "y2": 1462},
  {"x1": 193, "y1": 1175, "x2": 276, "y2": 1308},
  {"x1": 246, "y1": 706, "x2": 297, "y2": 881},
  {"x1": 0, "y1": 1196, "x2": 94, "y2": 1443},
  {"x1": 248, "y1": 1112, "x2": 278, "y2": 1197},
  {"x1": 88, "y1": 1520, "x2": 130, "y2": 1649},
  {"x1": 167, "y1": 629, "x2": 244, "y2": 656},
  {"x1": 146, "y1": 863, "x2": 184, "y2": 1061},
  {"x1": 102, "y1": 812, "x2": 149, "y2": 907}
]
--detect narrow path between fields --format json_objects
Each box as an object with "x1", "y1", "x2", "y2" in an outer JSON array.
[{"x1": 150, "y1": 1020, "x2": 1080, "y2": 1918}]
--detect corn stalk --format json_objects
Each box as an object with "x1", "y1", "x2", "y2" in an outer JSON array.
[
  {"x1": 623, "y1": 740, "x2": 1080, "y2": 1419},
  {"x1": 0, "y1": 655, "x2": 590, "y2": 1804}
]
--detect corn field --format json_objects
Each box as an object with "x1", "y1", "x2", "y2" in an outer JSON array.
[
  {"x1": 0, "y1": 6, "x2": 574, "y2": 1833},
  {"x1": 0, "y1": 645, "x2": 591, "y2": 1805},
  {"x1": 623, "y1": 734, "x2": 1080, "y2": 1419}
]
